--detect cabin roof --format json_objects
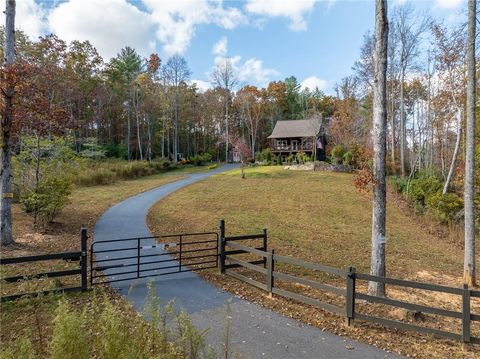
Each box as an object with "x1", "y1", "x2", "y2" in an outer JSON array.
[{"x1": 267, "y1": 118, "x2": 322, "y2": 139}]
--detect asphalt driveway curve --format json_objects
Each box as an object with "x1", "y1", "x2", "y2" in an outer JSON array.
[{"x1": 93, "y1": 164, "x2": 404, "y2": 359}]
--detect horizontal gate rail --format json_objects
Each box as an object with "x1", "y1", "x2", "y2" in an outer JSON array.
[
  {"x1": 90, "y1": 231, "x2": 219, "y2": 286},
  {"x1": 1, "y1": 229, "x2": 88, "y2": 302}
]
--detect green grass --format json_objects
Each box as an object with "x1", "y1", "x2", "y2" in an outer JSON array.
[
  {"x1": 147, "y1": 166, "x2": 480, "y2": 359},
  {"x1": 149, "y1": 166, "x2": 470, "y2": 280}
]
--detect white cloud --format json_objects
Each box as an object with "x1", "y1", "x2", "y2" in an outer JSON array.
[
  {"x1": 435, "y1": 0, "x2": 464, "y2": 9},
  {"x1": 1, "y1": 0, "x2": 47, "y2": 39},
  {"x1": 143, "y1": 0, "x2": 246, "y2": 55},
  {"x1": 48, "y1": 0, "x2": 156, "y2": 59},
  {"x1": 212, "y1": 36, "x2": 228, "y2": 56},
  {"x1": 190, "y1": 79, "x2": 212, "y2": 92},
  {"x1": 245, "y1": 0, "x2": 316, "y2": 31},
  {"x1": 238, "y1": 58, "x2": 279, "y2": 85},
  {"x1": 300, "y1": 76, "x2": 328, "y2": 91}
]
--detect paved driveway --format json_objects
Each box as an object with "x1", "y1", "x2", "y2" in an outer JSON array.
[{"x1": 93, "y1": 164, "x2": 404, "y2": 359}]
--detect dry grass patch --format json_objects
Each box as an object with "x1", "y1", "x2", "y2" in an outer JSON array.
[
  {"x1": 147, "y1": 166, "x2": 480, "y2": 359},
  {"x1": 1, "y1": 166, "x2": 214, "y2": 355}
]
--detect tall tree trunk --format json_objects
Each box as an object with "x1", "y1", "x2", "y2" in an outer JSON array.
[
  {"x1": 225, "y1": 95, "x2": 229, "y2": 163},
  {"x1": 135, "y1": 86, "x2": 143, "y2": 161},
  {"x1": 400, "y1": 69, "x2": 406, "y2": 177},
  {"x1": 1, "y1": 0, "x2": 15, "y2": 246},
  {"x1": 464, "y1": 0, "x2": 476, "y2": 287},
  {"x1": 390, "y1": 82, "x2": 396, "y2": 168},
  {"x1": 174, "y1": 91, "x2": 179, "y2": 163},
  {"x1": 369, "y1": 0, "x2": 388, "y2": 297},
  {"x1": 442, "y1": 110, "x2": 462, "y2": 195},
  {"x1": 127, "y1": 100, "x2": 131, "y2": 161}
]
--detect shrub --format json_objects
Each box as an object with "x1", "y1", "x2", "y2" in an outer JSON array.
[
  {"x1": 390, "y1": 176, "x2": 408, "y2": 193},
  {"x1": 105, "y1": 142, "x2": 128, "y2": 159},
  {"x1": 255, "y1": 148, "x2": 273, "y2": 163},
  {"x1": 13, "y1": 137, "x2": 77, "y2": 224},
  {"x1": 426, "y1": 192, "x2": 464, "y2": 223},
  {"x1": 2, "y1": 291, "x2": 216, "y2": 359},
  {"x1": 189, "y1": 153, "x2": 212, "y2": 166},
  {"x1": 21, "y1": 176, "x2": 72, "y2": 223},
  {"x1": 275, "y1": 154, "x2": 283, "y2": 165},
  {"x1": 1, "y1": 334, "x2": 35, "y2": 359},
  {"x1": 343, "y1": 151, "x2": 353, "y2": 166},
  {"x1": 79, "y1": 138, "x2": 107, "y2": 160},
  {"x1": 406, "y1": 174, "x2": 443, "y2": 207},
  {"x1": 331, "y1": 144, "x2": 347, "y2": 165},
  {"x1": 50, "y1": 300, "x2": 89, "y2": 359}
]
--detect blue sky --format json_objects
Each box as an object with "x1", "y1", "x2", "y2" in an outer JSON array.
[{"x1": 4, "y1": 0, "x2": 468, "y2": 94}]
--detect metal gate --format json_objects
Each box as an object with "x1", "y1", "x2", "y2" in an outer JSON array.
[{"x1": 90, "y1": 232, "x2": 218, "y2": 285}]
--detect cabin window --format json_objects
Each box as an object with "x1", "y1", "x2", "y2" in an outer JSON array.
[
  {"x1": 277, "y1": 140, "x2": 288, "y2": 150},
  {"x1": 291, "y1": 140, "x2": 299, "y2": 150}
]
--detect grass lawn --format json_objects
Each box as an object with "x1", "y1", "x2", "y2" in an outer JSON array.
[
  {"x1": 147, "y1": 165, "x2": 480, "y2": 359},
  {"x1": 0, "y1": 165, "x2": 211, "y2": 354}
]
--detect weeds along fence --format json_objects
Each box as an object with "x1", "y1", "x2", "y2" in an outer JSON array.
[
  {"x1": 0, "y1": 229, "x2": 88, "y2": 302},
  {"x1": 218, "y1": 220, "x2": 480, "y2": 344}
]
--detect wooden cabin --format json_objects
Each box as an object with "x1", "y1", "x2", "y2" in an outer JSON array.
[{"x1": 267, "y1": 118, "x2": 326, "y2": 162}]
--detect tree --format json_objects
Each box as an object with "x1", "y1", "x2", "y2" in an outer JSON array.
[
  {"x1": 369, "y1": 0, "x2": 388, "y2": 297},
  {"x1": 235, "y1": 86, "x2": 265, "y2": 158},
  {"x1": 1, "y1": 0, "x2": 15, "y2": 245},
  {"x1": 211, "y1": 58, "x2": 238, "y2": 162},
  {"x1": 464, "y1": 0, "x2": 476, "y2": 287},
  {"x1": 431, "y1": 23, "x2": 466, "y2": 195},
  {"x1": 393, "y1": 3, "x2": 430, "y2": 177},
  {"x1": 163, "y1": 55, "x2": 191, "y2": 162}
]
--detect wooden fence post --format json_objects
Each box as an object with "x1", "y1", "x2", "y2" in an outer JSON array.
[
  {"x1": 80, "y1": 228, "x2": 88, "y2": 291},
  {"x1": 266, "y1": 249, "x2": 275, "y2": 297},
  {"x1": 262, "y1": 228, "x2": 268, "y2": 268},
  {"x1": 345, "y1": 266, "x2": 356, "y2": 326},
  {"x1": 462, "y1": 283, "x2": 471, "y2": 343},
  {"x1": 219, "y1": 219, "x2": 226, "y2": 274}
]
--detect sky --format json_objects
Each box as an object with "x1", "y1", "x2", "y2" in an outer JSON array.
[{"x1": 2, "y1": 0, "x2": 468, "y2": 94}]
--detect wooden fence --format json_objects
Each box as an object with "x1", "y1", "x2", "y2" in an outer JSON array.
[
  {"x1": 0, "y1": 229, "x2": 88, "y2": 302},
  {"x1": 218, "y1": 222, "x2": 480, "y2": 344}
]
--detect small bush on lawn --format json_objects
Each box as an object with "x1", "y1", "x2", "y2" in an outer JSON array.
[
  {"x1": 190, "y1": 153, "x2": 212, "y2": 166},
  {"x1": 426, "y1": 192, "x2": 464, "y2": 223},
  {"x1": 406, "y1": 172, "x2": 443, "y2": 207},
  {"x1": 255, "y1": 148, "x2": 273, "y2": 163},
  {"x1": 331, "y1": 144, "x2": 347, "y2": 165},
  {"x1": 13, "y1": 137, "x2": 77, "y2": 225},
  {"x1": 21, "y1": 176, "x2": 72, "y2": 223}
]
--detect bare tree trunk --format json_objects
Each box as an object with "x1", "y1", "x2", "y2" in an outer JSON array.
[
  {"x1": 135, "y1": 86, "x2": 143, "y2": 161},
  {"x1": 400, "y1": 69, "x2": 406, "y2": 177},
  {"x1": 442, "y1": 110, "x2": 462, "y2": 195},
  {"x1": 1, "y1": 0, "x2": 15, "y2": 246},
  {"x1": 225, "y1": 97, "x2": 229, "y2": 163},
  {"x1": 127, "y1": 100, "x2": 131, "y2": 161},
  {"x1": 174, "y1": 91, "x2": 179, "y2": 163},
  {"x1": 146, "y1": 114, "x2": 152, "y2": 161},
  {"x1": 369, "y1": 0, "x2": 388, "y2": 297},
  {"x1": 464, "y1": 0, "x2": 476, "y2": 287},
  {"x1": 390, "y1": 83, "x2": 396, "y2": 168}
]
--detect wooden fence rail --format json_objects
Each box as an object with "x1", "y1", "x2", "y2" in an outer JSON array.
[
  {"x1": 0, "y1": 228, "x2": 88, "y2": 302},
  {"x1": 218, "y1": 223, "x2": 480, "y2": 345}
]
